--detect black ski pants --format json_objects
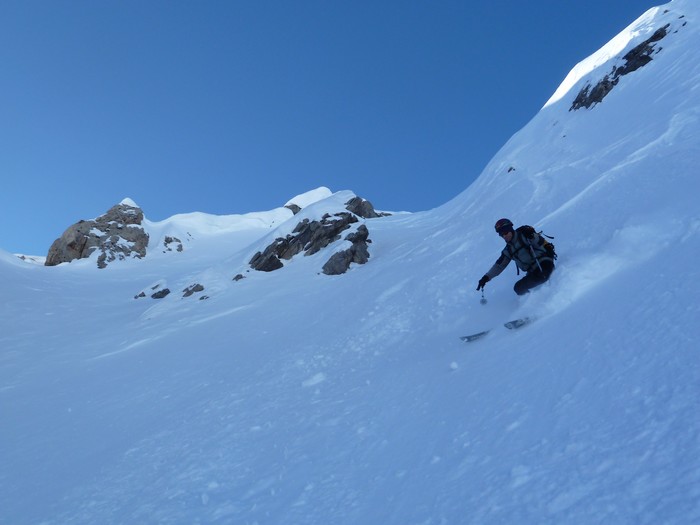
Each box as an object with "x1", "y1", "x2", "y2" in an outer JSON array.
[{"x1": 514, "y1": 260, "x2": 555, "y2": 296}]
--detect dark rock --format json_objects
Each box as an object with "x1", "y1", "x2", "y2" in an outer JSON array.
[
  {"x1": 322, "y1": 225, "x2": 371, "y2": 275},
  {"x1": 151, "y1": 288, "x2": 171, "y2": 299},
  {"x1": 249, "y1": 240, "x2": 286, "y2": 272},
  {"x1": 345, "y1": 197, "x2": 380, "y2": 218},
  {"x1": 135, "y1": 282, "x2": 168, "y2": 299},
  {"x1": 249, "y1": 213, "x2": 359, "y2": 271},
  {"x1": 346, "y1": 224, "x2": 370, "y2": 244},
  {"x1": 46, "y1": 202, "x2": 149, "y2": 267},
  {"x1": 345, "y1": 197, "x2": 390, "y2": 218},
  {"x1": 285, "y1": 204, "x2": 302, "y2": 215},
  {"x1": 571, "y1": 24, "x2": 670, "y2": 111},
  {"x1": 249, "y1": 196, "x2": 381, "y2": 274},
  {"x1": 233, "y1": 274, "x2": 245, "y2": 281},
  {"x1": 163, "y1": 236, "x2": 183, "y2": 253},
  {"x1": 617, "y1": 25, "x2": 669, "y2": 76},
  {"x1": 183, "y1": 284, "x2": 205, "y2": 297},
  {"x1": 304, "y1": 213, "x2": 358, "y2": 256},
  {"x1": 571, "y1": 75, "x2": 618, "y2": 110}
]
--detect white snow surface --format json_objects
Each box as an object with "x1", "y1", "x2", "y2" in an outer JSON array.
[
  {"x1": 285, "y1": 186, "x2": 333, "y2": 208},
  {"x1": 2, "y1": 1, "x2": 699, "y2": 523}
]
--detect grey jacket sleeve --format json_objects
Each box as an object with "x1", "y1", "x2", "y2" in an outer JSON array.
[{"x1": 485, "y1": 250, "x2": 511, "y2": 280}]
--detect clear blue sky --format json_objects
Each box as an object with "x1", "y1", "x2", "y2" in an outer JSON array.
[{"x1": 1, "y1": 0, "x2": 660, "y2": 255}]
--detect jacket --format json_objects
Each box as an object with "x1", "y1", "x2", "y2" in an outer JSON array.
[{"x1": 485, "y1": 228, "x2": 554, "y2": 279}]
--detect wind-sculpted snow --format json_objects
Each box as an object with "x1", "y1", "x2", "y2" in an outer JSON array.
[{"x1": 2, "y1": 1, "x2": 700, "y2": 523}]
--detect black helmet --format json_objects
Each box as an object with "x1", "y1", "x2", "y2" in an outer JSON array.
[
  {"x1": 494, "y1": 218, "x2": 514, "y2": 235},
  {"x1": 494, "y1": 219, "x2": 514, "y2": 236}
]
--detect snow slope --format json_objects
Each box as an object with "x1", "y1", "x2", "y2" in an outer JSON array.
[{"x1": 2, "y1": 1, "x2": 699, "y2": 523}]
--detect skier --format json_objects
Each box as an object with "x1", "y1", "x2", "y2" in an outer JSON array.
[{"x1": 476, "y1": 218, "x2": 555, "y2": 296}]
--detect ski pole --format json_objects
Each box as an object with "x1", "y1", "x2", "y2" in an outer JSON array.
[
  {"x1": 527, "y1": 241, "x2": 544, "y2": 273},
  {"x1": 480, "y1": 289, "x2": 487, "y2": 305}
]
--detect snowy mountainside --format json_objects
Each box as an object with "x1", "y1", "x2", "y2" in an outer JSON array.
[
  {"x1": 2, "y1": 1, "x2": 700, "y2": 524},
  {"x1": 132, "y1": 188, "x2": 381, "y2": 301}
]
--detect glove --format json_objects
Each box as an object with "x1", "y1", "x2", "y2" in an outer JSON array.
[{"x1": 477, "y1": 275, "x2": 490, "y2": 291}]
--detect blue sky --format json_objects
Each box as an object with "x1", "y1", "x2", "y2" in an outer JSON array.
[{"x1": 1, "y1": 0, "x2": 659, "y2": 255}]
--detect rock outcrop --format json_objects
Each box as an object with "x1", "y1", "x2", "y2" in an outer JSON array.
[
  {"x1": 249, "y1": 196, "x2": 383, "y2": 275},
  {"x1": 344, "y1": 196, "x2": 390, "y2": 219},
  {"x1": 285, "y1": 204, "x2": 302, "y2": 215},
  {"x1": 571, "y1": 24, "x2": 671, "y2": 111},
  {"x1": 249, "y1": 212, "x2": 359, "y2": 272},
  {"x1": 45, "y1": 202, "x2": 149, "y2": 268},
  {"x1": 321, "y1": 225, "x2": 371, "y2": 275},
  {"x1": 162, "y1": 236, "x2": 184, "y2": 253},
  {"x1": 182, "y1": 283, "x2": 205, "y2": 298}
]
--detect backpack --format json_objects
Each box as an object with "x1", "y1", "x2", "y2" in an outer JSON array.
[{"x1": 516, "y1": 225, "x2": 558, "y2": 261}]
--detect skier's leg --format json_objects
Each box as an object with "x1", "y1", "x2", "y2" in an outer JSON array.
[
  {"x1": 514, "y1": 274, "x2": 540, "y2": 295},
  {"x1": 513, "y1": 261, "x2": 554, "y2": 295}
]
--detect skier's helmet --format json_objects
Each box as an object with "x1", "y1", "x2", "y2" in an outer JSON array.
[{"x1": 494, "y1": 218, "x2": 514, "y2": 235}]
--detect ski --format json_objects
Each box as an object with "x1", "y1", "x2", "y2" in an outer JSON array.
[
  {"x1": 504, "y1": 317, "x2": 533, "y2": 330},
  {"x1": 460, "y1": 317, "x2": 534, "y2": 343},
  {"x1": 460, "y1": 330, "x2": 490, "y2": 342}
]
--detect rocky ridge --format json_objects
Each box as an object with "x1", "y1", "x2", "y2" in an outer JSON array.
[
  {"x1": 43, "y1": 190, "x2": 389, "y2": 299},
  {"x1": 570, "y1": 15, "x2": 686, "y2": 110},
  {"x1": 249, "y1": 196, "x2": 387, "y2": 276}
]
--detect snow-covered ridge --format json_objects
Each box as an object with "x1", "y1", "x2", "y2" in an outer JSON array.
[
  {"x1": 545, "y1": 4, "x2": 664, "y2": 107},
  {"x1": 284, "y1": 186, "x2": 333, "y2": 208},
  {"x1": 136, "y1": 187, "x2": 335, "y2": 246},
  {"x1": 34, "y1": 187, "x2": 378, "y2": 269}
]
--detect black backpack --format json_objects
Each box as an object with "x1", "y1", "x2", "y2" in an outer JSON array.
[{"x1": 516, "y1": 225, "x2": 558, "y2": 261}]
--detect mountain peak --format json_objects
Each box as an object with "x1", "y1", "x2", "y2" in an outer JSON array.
[
  {"x1": 120, "y1": 197, "x2": 140, "y2": 208},
  {"x1": 284, "y1": 186, "x2": 333, "y2": 209}
]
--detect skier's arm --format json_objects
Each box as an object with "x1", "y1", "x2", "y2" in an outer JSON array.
[
  {"x1": 485, "y1": 252, "x2": 511, "y2": 280},
  {"x1": 477, "y1": 252, "x2": 511, "y2": 290}
]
